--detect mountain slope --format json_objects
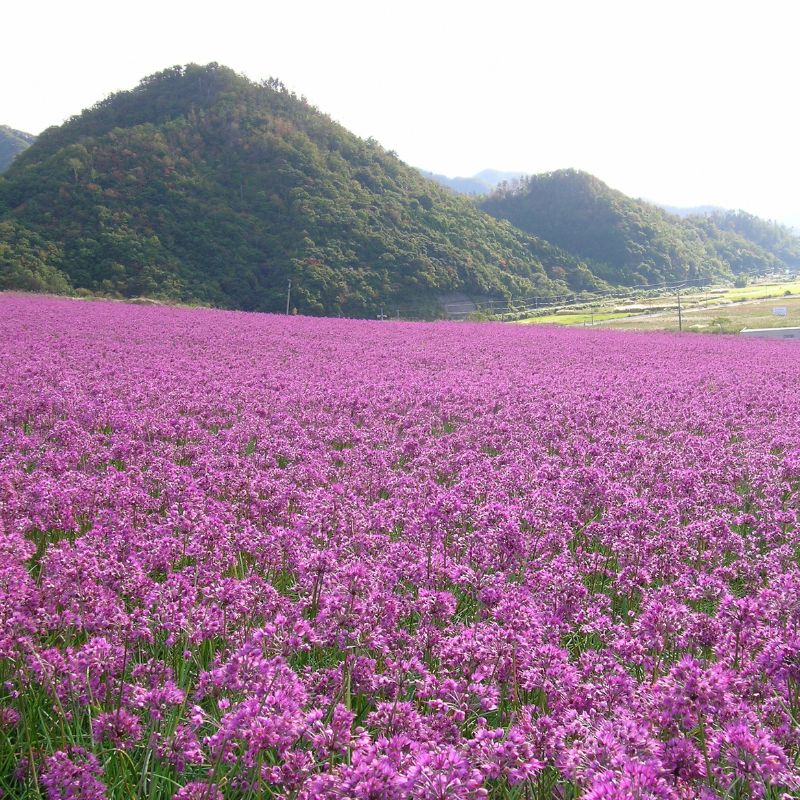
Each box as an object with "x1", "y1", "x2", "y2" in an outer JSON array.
[
  {"x1": 480, "y1": 169, "x2": 794, "y2": 285},
  {"x1": 659, "y1": 203, "x2": 800, "y2": 238},
  {"x1": 0, "y1": 125, "x2": 35, "y2": 173},
  {"x1": 0, "y1": 64, "x2": 603, "y2": 314},
  {"x1": 699, "y1": 210, "x2": 800, "y2": 269}
]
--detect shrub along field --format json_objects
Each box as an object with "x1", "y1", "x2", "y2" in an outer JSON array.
[{"x1": 1, "y1": 296, "x2": 800, "y2": 799}]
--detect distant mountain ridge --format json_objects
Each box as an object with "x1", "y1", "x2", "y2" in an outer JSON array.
[
  {"x1": 657, "y1": 203, "x2": 800, "y2": 238},
  {"x1": 0, "y1": 64, "x2": 604, "y2": 314},
  {"x1": 656, "y1": 203, "x2": 727, "y2": 218},
  {"x1": 480, "y1": 169, "x2": 800, "y2": 285},
  {"x1": 0, "y1": 125, "x2": 35, "y2": 173},
  {"x1": 700, "y1": 209, "x2": 800, "y2": 268},
  {"x1": 418, "y1": 168, "x2": 524, "y2": 196}
]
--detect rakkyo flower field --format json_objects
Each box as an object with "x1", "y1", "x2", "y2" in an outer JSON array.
[{"x1": 1, "y1": 295, "x2": 799, "y2": 799}]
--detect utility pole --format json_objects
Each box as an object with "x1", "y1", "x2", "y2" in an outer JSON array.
[
  {"x1": 286, "y1": 279, "x2": 292, "y2": 315},
  {"x1": 676, "y1": 284, "x2": 683, "y2": 332},
  {"x1": 378, "y1": 305, "x2": 387, "y2": 321}
]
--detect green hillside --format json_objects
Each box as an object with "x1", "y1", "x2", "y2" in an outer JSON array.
[
  {"x1": 699, "y1": 209, "x2": 800, "y2": 269},
  {"x1": 480, "y1": 169, "x2": 795, "y2": 286},
  {"x1": 0, "y1": 64, "x2": 604, "y2": 315},
  {"x1": 0, "y1": 125, "x2": 35, "y2": 173}
]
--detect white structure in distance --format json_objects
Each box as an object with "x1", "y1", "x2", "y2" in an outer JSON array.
[{"x1": 740, "y1": 327, "x2": 800, "y2": 340}]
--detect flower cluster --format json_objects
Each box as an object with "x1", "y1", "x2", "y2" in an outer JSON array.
[{"x1": 1, "y1": 296, "x2": 799, "y2": 797}]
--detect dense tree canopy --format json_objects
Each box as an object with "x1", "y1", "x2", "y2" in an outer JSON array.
[
  {"x1": 0, "y1": 65, "x2": 602, "y2": 316},
  {"x1": 701, "y1": 209, "x2": 800, "y2": 269},
  {"x1": 480, "y1": 170, "x2": 797, "y2": 286},
  {"x1": 3, "y1": 71, "x2": 796, "y2": 314}
]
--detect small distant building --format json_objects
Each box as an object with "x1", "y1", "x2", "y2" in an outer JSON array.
[{"x1": 740, "y1": 327, "x2": 800, "y2": 340}]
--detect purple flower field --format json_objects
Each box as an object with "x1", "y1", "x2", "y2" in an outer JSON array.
[{"x1": 1, "y1": 295, "x2": 800, "y2": 799}]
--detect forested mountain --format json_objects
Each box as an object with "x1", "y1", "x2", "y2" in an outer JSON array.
[
  {"x1": 0, "y1": 125, "x2": 35, "y2": 173},
  {"x1": 481, "y1": 170, "x2": 797, "y2": 285},
  {"x1": 660, "y1": 203, "x2": 800, "y2": 238},
  {"x1": 0, "y1": 64, "x2": 604, "y2": 315},
  {"x1": 4, "y1": 70, "x2": 793, "y2": 313},
  {"x1": 419, "y1": 168, "x2": 524, "y2": 196},
  {"x1": 700, "y1": 210, "x2": 800, "y2": 268}
]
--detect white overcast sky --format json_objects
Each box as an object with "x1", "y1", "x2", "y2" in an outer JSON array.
[{"x1": 2, "y1": 0, "x2": 799, "y2": 227}]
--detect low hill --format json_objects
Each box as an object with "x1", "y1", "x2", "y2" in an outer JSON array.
[
  {"x1": 699, "y1": 209, "x2": 800, "y2": 269},
  {"x1": 0, "y1": 64, "x2": 604, "y2": 315},
  {"x1": 480, "y1": 169, "x2": 797, "y2": 285},
  {"x1": 659, "y1": 203, "x2": 800, "y2": 239},
  {"x1": 0, "y1": 125, "x2": 35, "y2": 173}
]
